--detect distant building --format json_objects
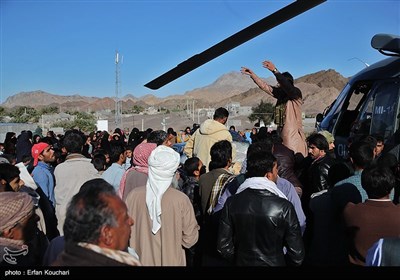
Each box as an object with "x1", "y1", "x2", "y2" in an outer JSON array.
[
  {"x1": 41, "y1": 113, "x2": 76, "y2": 123},
  {"x1": 226, "y1": 102, "x2": 241, "y2": 116},
  {"x1": 225, "y1": 103, "x2": 253, "y2": 117},
  {"x1": 144, "y1": 106, "x2": 158, "y2": 115},
  {"x1": 238, "y1": 106, "x2": 252, "y2": 116}
]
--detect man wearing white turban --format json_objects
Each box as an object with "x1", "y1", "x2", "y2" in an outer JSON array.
[{"x1": 125, "y1": 145, "x2": 199, "y2": 266}]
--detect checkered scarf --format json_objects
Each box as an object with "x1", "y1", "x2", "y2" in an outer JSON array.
[
  {"x1": 0, "y1": 192, "x2": 34, "y2": 234},
  {"x1": 207, "y1": 173, "x2": 235, "y2": 214},
  {"x1": 118, "y1": 142, "x2": 157, "y2": 198}
]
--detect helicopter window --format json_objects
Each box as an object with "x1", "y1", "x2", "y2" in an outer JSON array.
[
  {"x1": 370, "y1": 81, "x2": 399, "y2": 139},
  {"x1": 354, "y1": 92, "x2": 374, "y2": 135},
  {"x1": 352, "y1": 80, "x2": 399, "y2": 140},
  {"x1": 334, "y1": 82, "x2": 372, "y2": 137}
]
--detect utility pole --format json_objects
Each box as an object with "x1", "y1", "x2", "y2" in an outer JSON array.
[
  {"x1": 192, "y1": 99, "x2": 195, "y2": 122},
  {"x1": 115, "y1": 50, "x2": 122, "y2": 128}
]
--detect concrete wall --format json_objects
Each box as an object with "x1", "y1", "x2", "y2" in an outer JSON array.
[{"x1": 0, "y1": 123, "x2": 38, "y2": 142}]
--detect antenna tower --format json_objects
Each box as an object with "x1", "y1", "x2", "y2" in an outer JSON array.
[{"x1": 115, "y1": 50, "x2": 122, "y2": 128}]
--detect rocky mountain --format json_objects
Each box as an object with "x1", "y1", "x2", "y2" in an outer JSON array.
[
  {"x1": 295, "y1": 69, "x2": 348, "y2": 91},
  {"x1": 2, "y1": 69, "x2": 349, "y2": 116}
]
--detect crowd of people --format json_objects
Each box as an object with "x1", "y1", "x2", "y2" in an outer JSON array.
[
  {"x1": 0, "y1": 117, "x2": 399, "y2": 267},
  {"x1": 0, "y1": 60, "x2": 399, "y2": 268}
]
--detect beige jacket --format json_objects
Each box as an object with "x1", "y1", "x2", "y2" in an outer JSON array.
[
  {"x1": 54, "y1": 154, "x2": 101, "y2": 234},
  {"x1": 184, "y1": 119, "x2": 236, "y2": 170}
]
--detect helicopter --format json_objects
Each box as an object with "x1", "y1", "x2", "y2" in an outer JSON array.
[
  {"x1": 144, "y1": 0, "x2": 399, "y2": 160},
  {"x1": 316, "y1": 33, "x2": 400, "y2": 160}
]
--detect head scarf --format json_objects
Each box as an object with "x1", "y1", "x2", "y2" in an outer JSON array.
[
  {"x1": 133, "y1": 142, "x2": 157, "y2": 174},
  {"x1": 146, "y1": 145, "x2": 180, "y2": 234},
  {"x1": 0, "y1": 192, "x2": 34, "y2": 234},
  {"x1": 118, "y1": 142, "x2": 157, "y2": 198}
]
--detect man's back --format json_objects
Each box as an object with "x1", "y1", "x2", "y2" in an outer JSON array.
[
  {"x1": 218, "y1": 188, "x2": 304, "y2": 266},
  {"x1": 184, "y1": 119, "x2": 234, "y2": 170},
  {"x1": 198, "y1": 168, "x2": 231, "y2": 216},
  {"x1": 54, "y1": 154, "x2": 100, "y2": 234},
  {"x1": 126, "y1": 186, "x2": 199, "y2": 266}
]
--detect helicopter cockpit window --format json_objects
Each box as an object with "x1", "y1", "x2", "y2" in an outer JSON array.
[
  {"x1": 370, "y1": 81, "x2": 399, "y2": 139},
  {"x1": 334, "y1": 82, "x2": 371, "y2": 137},
  {"x1": 352, "y1": 80, "x2": 399, "y2": 140}
]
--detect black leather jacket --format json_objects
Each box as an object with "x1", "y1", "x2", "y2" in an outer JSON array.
[
  {"x1": 307, "y1": 155, "x2": 337, "y2": 194},
  {"x1": 217, "y1": 188, "x2": 305, "y2": 266}
]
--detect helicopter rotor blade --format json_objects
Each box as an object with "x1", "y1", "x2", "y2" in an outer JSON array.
[{"x1": 144, "y1": 0, "x2": 326, "y2": 90}]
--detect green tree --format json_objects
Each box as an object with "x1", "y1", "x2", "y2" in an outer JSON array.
[
  {"x1": 132, "y1": 105, "x2": 144, "y2": 114},
  {"x1": 53, "y1": 111, "x2": 96, "y2": 132},
  {"x1": 9, "y1": 106, "x2": 37, "y2": 123},
  {"x1": 248, "y1": 100, "x2": 274, "y2": 125},
  {"x1": 0, "y1": 107, "x2": 6, "y2": 116},
  {"x1": 53, "y1": 119, "x2": 96, "y2": 133},
  {"x1": 39, "y1": 106, "x2": 59, "y2": 115},
  {"x1": 72, "y1": 118, "x2": 96, "y2": 132}
]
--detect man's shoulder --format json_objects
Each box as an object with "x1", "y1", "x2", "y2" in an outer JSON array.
[{"x1": 164, "y1": 187, "x2": 192, "y2": 204}]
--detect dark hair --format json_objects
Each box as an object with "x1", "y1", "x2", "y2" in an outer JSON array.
[
  {"x1": 0, "y1": 163, "x2": 20, "y2": 183},
  {"x1": 358, "y1": 134, "x2": 377, "y2": 150},
  {"x1": 270, "y1": 130, "x2": 283, "y2": 144},
  {"x1": 63, "y1": 129, "x2": 85, "y2": 154},
  {"x1": 91, "y1": 154, "x2": 106, "y2": 172},
  {"x1": 361, "y1": 165, "x2": 395, "y2": 199},
  {"x1": 125, "y1": 145, "x2": 134, "y2": 152},
  {"x1": 372, "y1": 133, "x2": 384, "y2": 143},
  {"x1": 209, "y1": 140, "x2": 232, "y2": 171},
  {"x1": 307, "y1": 133, "x2": 329, "y2": 152},
  {"x1": 167, "y1": 127, "x2": 174, "y2": 134},
  {"x1": 147, "y1": 130, "x2": 168, "y2": 146},
  {"x1": 246, "y1": 151, "x2": 276, "y2": 178},
  {"x1": 108, "y1": 143, "x2": 125, "y2": 164},
  {"x1": 213, "y1": 107, "x2": 229, "y2": 120},
  {"x1": 256, "y1": 127, "x2": 270, "y2": 143},
  {"x1": 348, "y1": 141, "x2": 374, "y2": 169},
  {"x1": 0, "y1": 154, "x2": 16, "y2": 165},
  {"x1": 247, "y1": 141, "x2": 273, "y2": 160},
  {"x1": 184, "y1": 157, "x2": 200, "y2": 177},
  {"x1": 282, "y1": 72, "x2": 294, "y2": 84},
  {"x1": 63, "y1": 179, "x2": 117, "y2": 243},
  {"x1": 377, "y1": 153, "x2": 399, "y2": 176}
]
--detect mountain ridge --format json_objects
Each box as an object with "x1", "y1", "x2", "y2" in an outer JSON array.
[{"x1": 2, "y1": 69, "x2": 348, "y2": 116}]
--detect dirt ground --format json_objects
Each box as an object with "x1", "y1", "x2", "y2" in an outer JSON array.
[{"x1": 108, "y1": 111, "x2": 316, "y2": 135}]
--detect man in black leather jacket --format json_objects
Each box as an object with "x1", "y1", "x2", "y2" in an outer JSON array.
[{"x1": 217, "y1": 149, "x2": 304, "y2": 266}]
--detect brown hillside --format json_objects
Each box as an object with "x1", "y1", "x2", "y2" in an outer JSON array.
[
  {"x1": 295, "y1": 69, "x2": 348, "y2": 91},
  {"x1": 2, "y1": 69, "x2": 348, "y2": 116}
]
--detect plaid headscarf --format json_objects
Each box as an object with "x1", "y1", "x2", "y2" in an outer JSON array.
[
  {"x1": 0, "y1": 192, "x2": 34, "y2": 234},
  {"x1": 132, "y1": 142, "x2": 157, "y2": 174},
  {"x1": 118, "y1": 142, "x2": 157, "y2": 198}
]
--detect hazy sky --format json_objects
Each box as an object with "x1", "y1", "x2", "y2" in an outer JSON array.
[{"x1": 1, "y1": 0, "x2": 399, "y2": 103}]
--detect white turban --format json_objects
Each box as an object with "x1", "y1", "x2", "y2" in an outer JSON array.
[{"x1": 146, "y1": 145, "x2": 180, "y2": 234}]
